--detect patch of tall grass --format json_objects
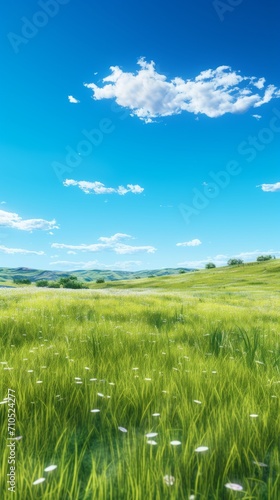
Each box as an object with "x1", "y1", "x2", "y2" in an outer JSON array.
[{"x1": 0, "y1": 287, "x2": 279, "y2": 499}]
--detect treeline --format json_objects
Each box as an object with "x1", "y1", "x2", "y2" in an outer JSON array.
[
  {"x1": 205, "y1": 255, "x2": 275, "y2": 269},
  {"x1": 36, "y1": 276, "x2": 88, "y2": 289}
]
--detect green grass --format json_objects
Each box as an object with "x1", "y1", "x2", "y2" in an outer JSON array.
[
  {"x1": 0, "y1": 261, "x2": 280, "y2": 499},
  {"x1": 87, "y1": 258, "x2": 280, "y2": 292}
]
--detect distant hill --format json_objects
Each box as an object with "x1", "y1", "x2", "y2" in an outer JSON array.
[{"x1": 0, "y1": 266, "x2": 196, "y2": 285}]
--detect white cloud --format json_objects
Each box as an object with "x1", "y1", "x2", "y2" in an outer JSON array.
[
  {"x1": 234, "y1": 250, "x2": 280, "y2": 259},
  {"x1": 68, "y1": 95, "x2": 80, "y2": 104},
  {"x1": 52, "y1": 233, "x2": 156, "y2": 255},
  {"x1": 0, "y1": 245, "x2": 44, "y2": 255},
  {"x1": 252, "y1": 114, "x2": 262, "y2": 120},
  {"x1": 84, "y1": 58, "x2": 280, "y2": 122},
  {"x1": 63, "y1": 179, "x2": 144, "y2": 195},
  {"x1": 176, "y1": 239, "x2": 202, "y2": 247},
  {"x1": 49, "y1": 260, "x2": 142, "y2": 271},
  {"x1": 1, "y1": 201, "x2": 6, "y2": 205},
  {"x1": 0, "y1": 209, "x2": 58, "y2": 232},
  {"x1": 67, "y1": 251, "x2": 77, "y2": 255},
  {"x1": 178, "y1": 250, "x2": 280, "y2": 268},
  {"x1": 257, "y1": 182, "x2": 280, "y2": 192}
]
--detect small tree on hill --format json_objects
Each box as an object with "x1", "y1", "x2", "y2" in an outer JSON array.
[
  {"x1": 256, "y1": 255, "x2": 273, "y2": 262},
  {"x1": 205, "y1": 263, "x2": 216, "y2": 269},
  {"x1": 227, "y1": 258, "x2": 244, "y2": 266}
]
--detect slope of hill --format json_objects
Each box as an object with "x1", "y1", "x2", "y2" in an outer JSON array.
[
  {"x1": 87, "y1": 258, "x2": 280, "y2": 293},
  {"x1": 0, "y1": 266, "x2": 195, "y2": 285}
]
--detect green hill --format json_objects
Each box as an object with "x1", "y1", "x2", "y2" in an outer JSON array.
[
  {"x1": 87, "y1": 258, "x2": 280, "y2": 292},
  {"x1": 0, "y1": 266, "x2": 194, "y2": 286}
]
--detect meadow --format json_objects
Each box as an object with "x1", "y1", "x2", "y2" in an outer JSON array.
[{"x1": 0, "y1": 260, "x2": 280, "y2": 499}]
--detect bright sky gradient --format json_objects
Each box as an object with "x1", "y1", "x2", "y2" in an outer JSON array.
[{"x1": 1, "y1": 0, "x2": 279, "y2": 271}]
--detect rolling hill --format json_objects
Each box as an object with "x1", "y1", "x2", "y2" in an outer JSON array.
[{"x1": 0, "y1": 266, "x2": 195, "y2": 286}]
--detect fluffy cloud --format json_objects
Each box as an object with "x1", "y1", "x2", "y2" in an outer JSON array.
[
  {"x1": 63, "y1": 179, "x2": 144, "y2": 195},
  {"x1": 258, "y1": 182, "x2": 280, "y2": 192},
  {"x1": 0, "y1": 245, "x2": 44, "y2": 255},
  {"x1": 68, "y1": 95, "x2": 80, "y2": 104},
  {"x1": 0, "y1": 209, "x2": 58, "y2": 232},
  {"x1": 176, "y1": 239, "x2": 202, "y2": 247},
  {"x1": 52, "y1": 233, "x2": 156, "y2": 255},
  {"x1": 49, "y1": 260, "x2": 142, "y2": 270},
  {"x1": 85, "y1": 58, "x2": 280, "y2": 122}
]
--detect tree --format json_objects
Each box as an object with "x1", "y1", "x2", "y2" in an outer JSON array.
[
  {"x1": 13, "y1": 278, "x2": 31, "y2": 285},
  {"x1": 205, "y1": 263, "x2": 216, "y2": 269},
  {"x1": 256, "y1": 255, "x2": 273, "y2": 262},
  {"x1": 227, "y1": 258, "x2": 244, "y2": 266},
  {"x1": 96, "y1": 278, "x2": 105, "y2": 284},
  {"x1": 36, "y1": 280, "x2": 49, "y2": 287},
  {"x1": 59, "y1": 276, "x2": 87, "y2": 289}
]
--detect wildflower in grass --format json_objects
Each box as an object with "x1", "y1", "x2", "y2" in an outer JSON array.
[
  {"x1": 189, "y1": 495, "x2": 195, "y2": 499},
  {"x1": 249, "y1": 414, "x2": 258, "y2": 418},
  {"x1": 170, "y1": 440, "x2": 181, "y2": 446},
  {"x1": 147, "y1": 440, "x2": 157, "y2": 445},
  {"x1": 27, "y1": 370, "x2": 34, "y2": 373},
  {"x1": 193, "y1": 400, "x2": 202, "y2": 404},
  {"x1": 85, "y1": 367, "x2": 90, "y2": 370},
  {"x1": 152, "y1": 413, "x2": 160, "y2": 417},
  {"x1": 36, "y1": 381, "x2": 43, "y2": 384},
  {"x1": 144, "y1": 378, "x2": 152, "y2": 381},
  {"x1": 132, "y1": 367, "x2": 139, "y2": 370},
  {"x1": 118, "y1": 426, "x2": 128, "y2": 433},
  {"x1": 90, "y1": 378, "x2": 97, "y2": 381},
  {"x1": 44, "y1": 465, "x2": 57, "y2": 472},
  {"x1": 74, "y1": 377, "x2": 82, "y2": 380},
  {"x1": 163, "y1": 475, "x2": 175, "y2": 486},
  {"x1": 97, "y1": 393, "x2": 105, "y2": 397},
  {"x1": 33, "y1": 478, "x2": 46, "y2": 485},
  {"x1": 145, "y1": 432, "x2": 158, "y2": 438},
  {"x1": 225, "y1": 483, "x2": 243, "y2": 491},
  {"x1": 109, "y1": 382, "x2": 115, "y2": 385},
  {"x1": 90, "y1": 409, "x2": 100, "y2": 413},
  {"x1": 195, "y1": 446, "x2": 208, "y2": 452},
  {"x1": 252, "y1": 461, "x2": 268, "y2": 467}
]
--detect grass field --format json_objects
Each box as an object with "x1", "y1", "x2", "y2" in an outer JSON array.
[{"x1": 0, "y1": 260, "x2": 280, "y2": 499}]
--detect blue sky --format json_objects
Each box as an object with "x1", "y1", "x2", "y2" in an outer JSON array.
[{"x1": 1, "y1": 0, "x2": 279, "y2": 271}]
